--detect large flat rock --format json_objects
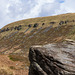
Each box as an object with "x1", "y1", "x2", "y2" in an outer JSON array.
[{"x1": 29, "y1": 42, "x2": 75, "y2": 75}]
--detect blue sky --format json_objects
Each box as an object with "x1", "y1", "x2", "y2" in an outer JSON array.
[{"x1": 0, "y1": 0, "x2": 75, "y2": 28}]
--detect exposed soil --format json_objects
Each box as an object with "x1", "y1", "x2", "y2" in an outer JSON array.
[{"x1": 0, "y1": 55, "x2": 28, "y2": 75}]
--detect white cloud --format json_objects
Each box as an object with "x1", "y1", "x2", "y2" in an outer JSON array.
[
  {"x1": 62, "y1": 0, "x2": 75, "y2": 12},
  {"x1": 55, "y1": 0, "x2": 75, "y2": 14},
  {"x1": 0, "y1": 0, "x2": 75, "y2": 28}
]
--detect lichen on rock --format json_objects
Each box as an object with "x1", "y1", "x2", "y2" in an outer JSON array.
[{"x1": 29, "y1": 43, "x2": 75, "y2": 75}]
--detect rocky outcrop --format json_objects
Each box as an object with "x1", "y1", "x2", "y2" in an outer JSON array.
[{"x1": 29, "y1": 42, "x2": 75, "y2": 75}]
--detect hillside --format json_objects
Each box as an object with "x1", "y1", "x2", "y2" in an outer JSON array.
[{"x1": 0, "y1": 13, "x2": 75, "y2": 75}]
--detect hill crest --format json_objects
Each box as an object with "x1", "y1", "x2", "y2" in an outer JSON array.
[{"x1": 0, "y1": 13, "x2": 75, "y2": 71}]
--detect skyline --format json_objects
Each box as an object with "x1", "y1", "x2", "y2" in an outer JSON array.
[{"x1": 0, "y1": 0, "x2": 75, "y2": 28}]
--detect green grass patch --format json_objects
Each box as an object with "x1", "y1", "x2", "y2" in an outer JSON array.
[
  {"x1": 10, "y1": 66, "x2": 16, "y2": 70},
  {"x1": 8, "y1": 54, "x2": 25, "y2": 61}
]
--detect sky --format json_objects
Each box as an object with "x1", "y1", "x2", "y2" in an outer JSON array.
[{"x1": 0, "y1": 0, "x2": 75, "y2": 28}]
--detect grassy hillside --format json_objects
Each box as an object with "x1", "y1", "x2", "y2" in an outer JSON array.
[{"x1": 0, "y1": 13, "x2": 75, "y2": 70}]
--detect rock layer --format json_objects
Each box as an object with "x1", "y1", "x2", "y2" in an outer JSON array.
[{"x1": 29, "y1": 43, "x2": 75, "y2": 75}]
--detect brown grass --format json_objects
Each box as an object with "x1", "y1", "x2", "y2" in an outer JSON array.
[{"x1": 0, "y1": 13, "x2": 75, "y2": 69}]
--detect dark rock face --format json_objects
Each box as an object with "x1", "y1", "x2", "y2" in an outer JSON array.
[
  {"x1": 29, "y1": 42, "x2": 75, "y2": 75},
  {"x1": 33, "y1": 23, "x2": 39, "y2": 28}
]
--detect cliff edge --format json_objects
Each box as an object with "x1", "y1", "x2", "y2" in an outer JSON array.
[{"x1": 29, "y1": 42, "x2": 75, "y2": 75}]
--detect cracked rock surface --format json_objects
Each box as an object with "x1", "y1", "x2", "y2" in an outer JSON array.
[{"x1": 29, "y1": 43, "x2": 75, "y2": 75}]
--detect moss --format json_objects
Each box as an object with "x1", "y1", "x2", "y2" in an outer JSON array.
[
  {"x1": 8, "y1": 54, "x2": 30, "y2": 66},
  {"x1": 8, "y1": 55, "x2": 24, "y2": 61},
  {"x1": 10, "y1": 66, "x2": 16, "y2": 70}
]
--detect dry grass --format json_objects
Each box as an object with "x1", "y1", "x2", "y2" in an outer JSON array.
[
  {"x1": 8, "y1": 54, "x2": 30, "y2": 67},
  {"x1": 0, "y1": 67, "x2": 13, "y2": 75},
  {"x1": 0, "y1": 69, "x2": 13, "y2": 75},
  {"x1": 0, "y1": 13, "x2": 75, "y2": 68}
]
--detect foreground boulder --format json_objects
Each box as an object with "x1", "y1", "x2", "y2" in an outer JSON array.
[{"x1": 29, "y1": 42, "x2": 75, "y2": 75}]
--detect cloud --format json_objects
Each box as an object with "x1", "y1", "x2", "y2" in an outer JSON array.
[
  {"x1": 62, "y1": 0, "x2": 75, "y2": 12},
  {"x1": 0, "y1": 0, "x2": 75, "y2": 28},
  {"x1": 55, "y1": 0, "x2": 75, "y2": 14}
]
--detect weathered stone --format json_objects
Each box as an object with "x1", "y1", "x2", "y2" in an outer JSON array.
[
  {"x1": 50, "y1": 22, "x2": 56, "y2": 24},
  {"x1": 28, "y1": 24, "x2": 32, "y2": 27},
  {"x1": 42, "y1": 23, "x2": 45, "y2": 26},
  {"x1": 59, "y1": 21, "x2": 64, "y2": 25},
  {"x1": 33, "y1": 23, "x2": 39, "y2": 28},
  {"x1": 29, "y1": 42, "x2": 75, "y2": 75}
]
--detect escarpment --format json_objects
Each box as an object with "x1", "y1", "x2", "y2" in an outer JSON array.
[{"x1": 29, "y1": 42, "x2": 75, "y2": 75}]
